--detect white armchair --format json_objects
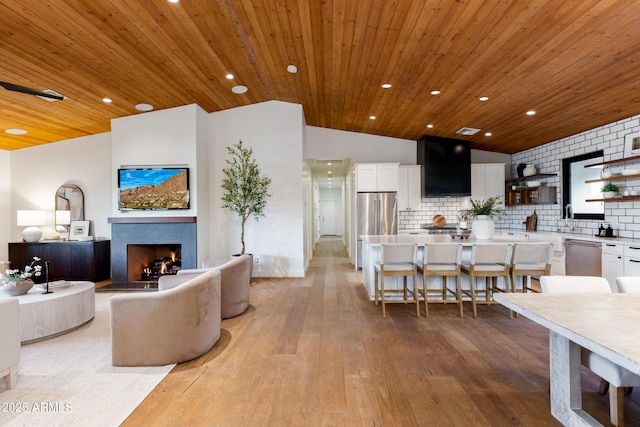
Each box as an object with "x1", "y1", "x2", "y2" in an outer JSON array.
[
  {"x1": 616, "y1": 276, "x2": 640, "y2": 293},
  {"x1": 0, "y1": 298, "x2": 20, "y2": 390}
]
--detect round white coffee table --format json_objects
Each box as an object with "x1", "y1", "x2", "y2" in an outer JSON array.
[{"x1": 13, "y1": 281, "x2": 95, "y2": 343}]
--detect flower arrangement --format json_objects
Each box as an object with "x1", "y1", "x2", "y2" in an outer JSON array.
[{"x1": 4, "y1": 256, "x2": 42, "y2": 282}]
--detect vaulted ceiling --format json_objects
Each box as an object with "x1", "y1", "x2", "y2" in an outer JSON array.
[{"x1": 1, "y1": 1, "x2": 639, "y2": 153}]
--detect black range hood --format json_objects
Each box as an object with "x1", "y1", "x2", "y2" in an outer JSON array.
[{"x1": 417, "y1": 135, "x2": 471, "y2": 197}]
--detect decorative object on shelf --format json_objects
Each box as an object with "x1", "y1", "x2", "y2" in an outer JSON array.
[
  {"x1": 600, "y1": 167, "x2": 613, "y2": 178},
  {"x1": 621, "y1": 168, "x2": 640, "y2": 176},
  {"x1": 517, "y1": 163, "x2": 526, "y2": 177},
  {"x1": 69, "y1": 220, "x2": 91, "y2": 241},
  {"x1": 458, "y1": 196, "x2": 506, "y2": 240},
  {"x1": 601, "y1": 182, "x2": 620, "y2": 198},
  {"x1": 17, "y1": 209, "x2": 46, "y2": 243},
  {"x1": 221, "y1": 140, "x2": 272, "y2": 255},
  {"x1": 0, "y1": 256, "x2": 42, "y2": 296},
  {"x1": 523, "y1": 164, "x2": 537, "y2": 177},
  {"x1": 526, "y1": 180, "x2": 541, "y2": 188}
]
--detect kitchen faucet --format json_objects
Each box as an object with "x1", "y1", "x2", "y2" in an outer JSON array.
[{"x1": 565, "y1": 204, "x2": 575, "y2": 231}]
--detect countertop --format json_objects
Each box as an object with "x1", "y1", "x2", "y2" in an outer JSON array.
[{"x1": 397, "y1": 228, "x2": 639, "y2": 245}]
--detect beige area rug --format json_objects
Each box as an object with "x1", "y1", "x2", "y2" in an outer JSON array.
[{"x1": 0, "y1": 293, "x2": 175, "y2": 426}]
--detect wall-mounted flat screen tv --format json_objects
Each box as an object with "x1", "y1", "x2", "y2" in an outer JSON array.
[{"x1": 118, "y1": 167, "x2": 190, "y2": 210}]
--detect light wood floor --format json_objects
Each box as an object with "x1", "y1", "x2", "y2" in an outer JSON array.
[{"x1": 123, "y1": 237, "x2": 640, "y2": 426}]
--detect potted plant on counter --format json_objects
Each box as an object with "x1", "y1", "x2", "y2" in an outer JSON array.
[
  {"x1": 220, "y1": 140, "x2": 272, "y2": 257},
  {"x1": 601, "y1": 182, "x2": 620, "y2": 199},
  {"x1": 458, "y1": 196, "x2": 506, "y2": 239}
]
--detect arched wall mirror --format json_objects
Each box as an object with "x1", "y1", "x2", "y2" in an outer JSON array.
[{"x1": 55, "y1": 184, "x2": 85, "y2": 221}]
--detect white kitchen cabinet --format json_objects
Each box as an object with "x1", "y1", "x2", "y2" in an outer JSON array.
[
  {"x1": 624, "y1": 244, "x2": 640, "y2": 278},
  {"x1": 354, "y1": 163, "x2": 399, "y2": 192},
  {"x1": 602, "y1": 242, "x2": 624, "y2": 292},
  {"x1": 471, "y1": 163, "x2": 505, "y2": 202},
  {"x1": 398, "y1": 165, "x2": 421, "y2": 211}
]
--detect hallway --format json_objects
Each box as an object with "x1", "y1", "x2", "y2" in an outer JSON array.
[{"x1": 124, "y1": 237, "x2": 639, "y2": 426}]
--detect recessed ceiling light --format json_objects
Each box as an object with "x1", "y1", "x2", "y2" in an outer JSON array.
[
  {"x1": 526, "y1": 110, "x2": 536, "y2": 116},
  {"x1": 225, "y1": 74, "x2": 234, "y2": 80},
  {"x1": 5, "y1": 128, "x2": 27, "y2": 135},
  {"x1": 103, "y1": 98, "x2": 112, "y2": 103},
  {"x1": 479, "y1": 96, "x2": 489, "y2": 102},
  {"x1": 135, "y1": 103, "x2": 154, "y2": 111},
  {"x1": 328, "y1": 171, "x2": 332, "y2": 174},
  {"x1": 369, "y1": 116, "x2": 376, "y2": 120},
  {"x1": 426, "y1": 124, "x2": 434, "y2": 128},
  {"x1": 287, "y1": 65, "x2": 298, "y2": 74},
  {"x1": 168, "y1": 0, "x2": 179, "y2": 3},
  {"x1": 430, "y1": 90, "x2": 441, "y2": 95},
  {"x1": 232, "y1": 85, "x2": 248, "y2": 94},
  {"x1": 327, "y1": 162, "x2": 332, "y2": 166},
  {"x1": 485, "y1": 132, "x2": 492, "y2": 136},
  {"x1": 381, "y1": 83, "x2": 392, "y2": 89}
]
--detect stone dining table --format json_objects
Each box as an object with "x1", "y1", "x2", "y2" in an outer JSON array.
[{"x1": 494, "y1": 292, "x2": 640, "y2": 426}]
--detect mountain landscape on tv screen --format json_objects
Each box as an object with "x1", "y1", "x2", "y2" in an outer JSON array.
[{"x1": 120, "y1": 170, "x2": 188, "y2": 210}]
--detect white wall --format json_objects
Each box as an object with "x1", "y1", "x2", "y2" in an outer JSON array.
[
  {"x1": 209, "y1": 101, "x2": 306, "y2": 277},
  {"x1": 111, "y1": 104, "x2": 204, "y2": 218},
  {"x1": 9, "y1": 133, "x2": 112, "y2": 243},
  {"x1": 0, "y1": 150, "x2": 11, "y2": 261},
  {"x1": 306, "y1": 126, "x2": 416, "y2": 164}
]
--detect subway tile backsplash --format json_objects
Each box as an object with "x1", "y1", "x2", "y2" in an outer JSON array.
[{"x1": 399, "y1": 114, "x2": 640, "y2": 238}]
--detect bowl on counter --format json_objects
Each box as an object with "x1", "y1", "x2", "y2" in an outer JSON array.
[{"x1": 526, "y1": 180, "x2": 541, "y2": 188}]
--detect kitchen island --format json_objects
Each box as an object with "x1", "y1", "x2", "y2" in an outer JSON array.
[{"x1": 360, "y1": 233, "x2": 528, "y2": 300}]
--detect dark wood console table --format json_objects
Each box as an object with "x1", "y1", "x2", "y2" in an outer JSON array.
[{"x1": 8, "y1": 240, "x2": 110, "y2": 283}]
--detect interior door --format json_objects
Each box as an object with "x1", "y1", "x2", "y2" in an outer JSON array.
[{"x1": 320, "y1": 200, "x2": 338, "y2": 235}]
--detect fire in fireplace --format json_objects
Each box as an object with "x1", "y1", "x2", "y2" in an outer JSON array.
[{"x1": 127, "y1": 244, "x2": 182, "y2": 283}]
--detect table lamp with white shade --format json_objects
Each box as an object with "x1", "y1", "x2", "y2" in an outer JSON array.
[{"x1": 17, "y1": 210, "x2": 46, "y2": 242}]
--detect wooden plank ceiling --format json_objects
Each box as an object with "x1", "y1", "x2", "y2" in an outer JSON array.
[{"x1": 0, "y1": 0, "x2": 639, "y2": 153}]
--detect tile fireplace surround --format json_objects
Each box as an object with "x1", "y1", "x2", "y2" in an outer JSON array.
[{"x1": 106, "y1": 217, "x2": 197, "y2": 290}]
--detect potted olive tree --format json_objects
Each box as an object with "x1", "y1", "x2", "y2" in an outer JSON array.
[{"x1": 221, "y1": 140, "x2": 272, "y2": 256}]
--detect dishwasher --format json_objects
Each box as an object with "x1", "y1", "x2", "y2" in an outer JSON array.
[{"x1": 564, "y1": 239, "x2": 602, "y2": 277}]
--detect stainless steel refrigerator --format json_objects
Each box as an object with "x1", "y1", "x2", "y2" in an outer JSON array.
[{"x1": 356, "y1": 192, "x2": 398, "y2": 269}]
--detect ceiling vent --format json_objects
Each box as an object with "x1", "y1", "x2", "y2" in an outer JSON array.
[
  {"x1": 456, "y1": 127, "x2": 481, "y2": 136},
  {"x1": 37, "y1": 89, "x2": 65, "y2": 102},
  {"x1": 314, "y1": 159, "x2": 344, "y2": 165}
]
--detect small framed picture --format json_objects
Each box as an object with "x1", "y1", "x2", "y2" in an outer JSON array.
[{"x1": 69, "y1": 220, "x2": 90, "y2": 240}]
